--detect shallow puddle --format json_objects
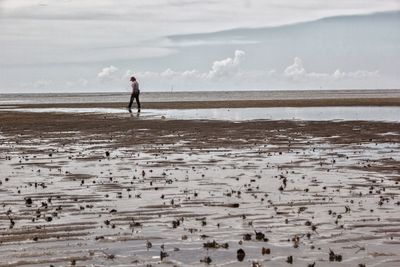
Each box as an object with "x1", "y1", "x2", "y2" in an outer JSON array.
[{"x1": 2, "y1": 106, "x2": 400, "y2": 122}]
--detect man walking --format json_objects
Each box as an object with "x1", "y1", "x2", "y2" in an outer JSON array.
[{"x1": 128, "y1": 76, "x2": 141, "y2": 113}]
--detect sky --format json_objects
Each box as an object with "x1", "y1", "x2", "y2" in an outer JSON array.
[{"x1": 0, "y1": 0, "x2": 399, "y2": 93}]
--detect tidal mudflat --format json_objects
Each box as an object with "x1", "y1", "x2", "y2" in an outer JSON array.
[{"x1": 0, "y1": 111, "x2": 400, "y2": 266}]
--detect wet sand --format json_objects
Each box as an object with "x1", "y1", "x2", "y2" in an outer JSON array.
[{"x1": 1, "y1": 102, "x2": 400, "y2": 266}]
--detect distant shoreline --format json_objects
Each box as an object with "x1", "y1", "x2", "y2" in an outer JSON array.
[
  {"x1": 1, "y1": 88, "x2": 400, "y2": 96},
  {"x1": 10, "y1": 97, "x2": 400, "y2": 109}
]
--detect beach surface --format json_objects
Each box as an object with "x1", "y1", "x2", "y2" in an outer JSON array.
[{"x1": 1, "y1": 95, "x2": 400, "y2": 266}]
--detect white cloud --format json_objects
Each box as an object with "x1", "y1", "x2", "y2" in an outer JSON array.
[
  {"x1": 345, "y1": 69, "x2": 380, "y2": 79},
  {"x1": 284, "y1": 57, "x2": 306, "y2": 79},
  {"x1": 97, "y1": 65, "x2": 118, "y2": 80},
  {"x1": 181, "y1": 70, "x2": 205, "y2": 81},
  {"x1": 136, "y1": 53, "x2": 379, "y2": 85},
  {"x1": 161, "y1": 50, "x2": 246, "y2": 81},
  {"x1": 284, "y1": 57, "x2": 332, "y2": 81},
  {"x1": 333, "y1": 69, "x2": 346, "y2": 79},
  {"x1": 161, "y1": 68, "x2": 179, "y2": 78},
  {"x1": 122, "y1": 50, "x2": 246, "y2": 84},
  {"x1": 102, "y1": 53, "x2": 381, "y2": 91},
  {"x1": 284, "y1": 57, "x2": 379, "y2": 82},
  {"x1": 207, "y1": 50, "x2": 245, "y2": 79}
]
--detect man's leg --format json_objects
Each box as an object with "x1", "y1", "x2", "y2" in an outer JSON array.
[
  {"x1": 136, "y1": 94, "x2": 141, "y2": 112},
  {"x1": 128, "y1": 94, "x2": 134, "y2": 112}
]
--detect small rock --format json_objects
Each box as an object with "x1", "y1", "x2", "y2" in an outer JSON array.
[
  {"x1": 25, "y1": 197, "x2": 33, "y2": 206},
  {"x1": 200, "y1": 256, "x2": 212, "y2": 264},
  {"x1": 261, "y1": 247, "x2": 271, "y2": 255},
  {"x1": 237, "y1": 249, "x2": 246, "y2": 262}
]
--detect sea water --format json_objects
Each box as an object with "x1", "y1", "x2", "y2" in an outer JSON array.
[{"x1": 1, "y1": 89, "x2": 400, "y2": 105}]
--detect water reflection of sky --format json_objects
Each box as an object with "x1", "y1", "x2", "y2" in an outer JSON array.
[{"x1": 1, "y1": 107, "x2": 400, "y2": 122}]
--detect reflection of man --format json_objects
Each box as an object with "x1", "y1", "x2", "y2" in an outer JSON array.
[{"x1": 128, "y1": 76, "x2": 141, "y2": 113}]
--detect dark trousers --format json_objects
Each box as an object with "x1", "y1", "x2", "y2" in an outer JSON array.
[{"x1": 128, "y1": 93, "x2": 141, "y2": 111}]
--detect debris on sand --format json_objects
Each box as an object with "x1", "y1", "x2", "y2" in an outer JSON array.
[
  {"x1": 329, "y1": 249, "x2": 342, "y2": 262},
  {"x1": 243, "y1": 233, "x2": 252, "y2": 241},
  {"x1": 160, "y1": 251, "x2": 169, "y2": 260},
  {"x1": 200, "y1": 256, "x2": 212, "y2": 264},
  {"x1": 25, "y1": 197, "x2": 33, "y2": 206},
  {"x1": 172, "y1": 219, "x2": 180, "y2": 228},
  {"x1": 291, "y1": 235, "x2": 300, "y2": 248},
  {"x1": 237, "y1": 248, "x2": 246, "y2": 261},
  {"x1": 261, "y1": 247, "x2": 271, "y2": 255},
  {"x1": 203, "y1": 240, "x2": 229, "y2": 249},
  {"x1": 255, "y1": 231, "x2": 269, "y2": 241}
]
